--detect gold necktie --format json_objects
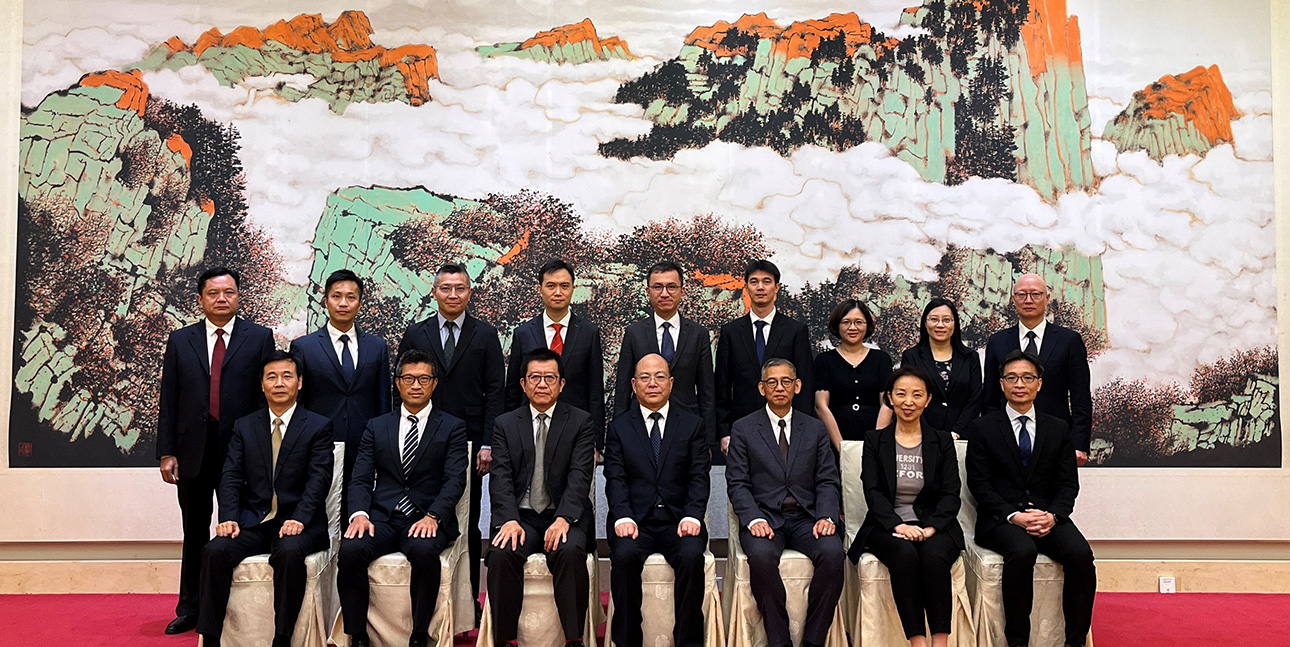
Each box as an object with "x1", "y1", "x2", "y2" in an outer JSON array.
[{"x1": 264, "y1": 417, "x2": 283, "y2": 522}]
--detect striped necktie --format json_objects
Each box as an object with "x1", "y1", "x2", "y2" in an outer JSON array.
[{"x1": 396, "y1": 415, "x2": 420, "y2": 515}]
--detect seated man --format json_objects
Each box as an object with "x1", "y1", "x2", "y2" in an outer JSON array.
[
  {"x1": 337, "y1": 350, "x2": 468, "y2": 647},
  {"x1": 967, "y1": 350, "x2": 1095, "y2": 647},
  {"x1": 487, "y1": 348, "x2": 597, "y2": 647},
  {"x1": 604, "y1": 354, "x2": 711, "y2": 647},
  {"x1": 726, "y1": 358, "x2": 843, "y2": 647},
  {"x1": 197, "y1": 350, "x2": 335, "y2": 647}
]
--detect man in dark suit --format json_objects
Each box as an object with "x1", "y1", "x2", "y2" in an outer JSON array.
[
  {"x1": 337, "y1": 349, "x2": 468, "y2": 647},
  {"x1": 487, "y1": 349, "x2": 596, "y2": 647},
  {"x1": 290, "y1": 269, "x2": 391, "y2": 518},
  {"x1": 727, "y1": 358, "x2": 843, "y2": 647},
  {"x1": 196, "y1": 350, "x2": 335, "y2": 647},
  {"x1": 716, "y1": 259, "x2": 814, "y2": 454},
  {"x1": 604, "y1": 353, "x2": 711, "y2": 647},
  {"x1": 968, "y1": 350, "x2": 1095, "y2": 647},
  {"x1": 157, "y1": 267, "x2": 276, "y2": 634},
  {"x1": 982, "y1": 273, "x2": 1093, "y2": 465},
  {"x1": 506, "y1": 259, "x2": 605, "y2": 445},
  {"x1": 398, "y1": 263, "x2": 505, "y2": 620},
  {"x1": 615, "y1": 261, "x2": 716, "y2": 448}
]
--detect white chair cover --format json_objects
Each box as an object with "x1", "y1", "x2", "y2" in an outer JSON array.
[{"x1": 603, "y1": 548, "x2": 725, "y2": 647}]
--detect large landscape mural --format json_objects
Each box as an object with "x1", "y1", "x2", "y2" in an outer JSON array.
[{"x1": 11, "y1": 0, "x2": 1279, "y2": 468}]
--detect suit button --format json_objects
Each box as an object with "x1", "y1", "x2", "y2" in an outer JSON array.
[{"x1": 851, "y1": 404, "x2": 860, "y2": 411}]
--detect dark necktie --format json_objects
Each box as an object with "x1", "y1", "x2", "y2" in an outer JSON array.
[
  {"x1": 339, "y1": 333, "x2": 355, "y2": 381},
  {"x1": 754, "y1": 320, "x2": 767, "y2": 365},
  {"x1": 397, "y1": 414, "x2": 420, "y2": 515},
  {"x1": 1024, "y1": 330, "x2": 1038, "y2": 356},
  {"x1": 209, "y1": 328, "x2": 226, "y2": 420},
  {"x1": 443, "y1": 321, "x2": 457, "y2": 365},
  {"x1": 660, "y1": 321, "x2": 676, "y2": 363},
  {"x1": 550, "y1": 322, "x2": 564, "y2": 354},
  {"x1": 1018, "y1": 415, "x2": 1032, "y2": 469},
  {"x1": 778, "y1": 418, "x2": 798, "y2": 512},
  {"x1": 778, "y1": 418, "x2": 789, "y2": 462},
  {"x1": 649, "y1": 411, "x2": 663, "y2": 462}
]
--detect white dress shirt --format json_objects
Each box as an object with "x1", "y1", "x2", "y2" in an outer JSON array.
[
  {"x1": 439, "y1": 312, "x2": 464, "y2": 348},
  {"x1": 653, "y1": 312, "x2": 682, "y2": 349},
  {"x1": 1018, "y1": 319, "x2": 1048, "y2": 354},
  {"x1": 614, "y1": 402, "x2": 702, "y2": 531},
  {"x1": 751, "y1": 308, "x2": 776, "y2": 341},
  {"x1": 327, "y1": 322, "x2": 359, "y2": 367},
  {"x1": 543, "y1": 311, "x2": 572, "y2": 348},
  {"x1": 749, "y1": 406, "x2": 795, "y2": 529},
  {"x1": 350, "y1": 404, "x2": 432, "y2": 522},
  {"x1": 205, "y1": 317, "x2": 236, "y2": 366},
  {"x1": 269, "y1": 403, "x2": 297, "y2": 443},
  {"x1": 1004, "y1": 403, "x2": 1036, "y2": 522}
]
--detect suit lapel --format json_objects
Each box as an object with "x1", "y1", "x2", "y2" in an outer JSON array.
[
  {"x1": 632, "y1": 408, "x2": 659, "y2": 471},
  {"x1": 879, "y1": 427, "x2": 897, "y2": 495},
  {"x1": 525, "y1": 315, "x2": 546, "y2": 352},
  {"x1": 1027, "y1": 413, "x2": 1050, "y2": 480},
  {"x1": 764, "y1": 314, "x2": 788, "y2": 358},
  {"x1": 1037, "y1": 325, "x2": 1060, "y2": 367},
  {"x1": 914, "y1": 347, "x2": 950, "y2": 401},
  {"x1": 518, "y1": 409, "x2": 536, "y2": 478},
  {"x1": 251, "y1": 410, "x2": 272, "y2": 480},
  {"x1": 785, "y1": 413, "x2": 810, "y2": 475},
  {"x1": 405, "y1": 409, "x2": 441, "y2": 476},
  {"x1": 448, "y1": 315, "x2": 478, "y2": 373},
  {"x1": 355, "y1": 329, "x2": 382, "y2": 381},
  {"x1": 756, "y1": 411, "x2": 787, "y2": 471},
  {"x1": 420, "y1": 315, "x2": 449, "y2": 373},
  {"x1": 737, "y1": 315, "x2": 758, "y2": 364},
  {"x1": 221, "y1": 318, "x2": 251, "y2": 368},
  {"x1": 998, "y1": 413, "x2": 1026, "y2": 475},
  {"x1": 562, "y1": 314, "x2": 581, "y2": 353},
  {"x1": 671, "y1": 316, "x2": 692, "y2": 367},
  {"x1": 1004, "y1": 325, "x2": 1022, "y2": 352},
  {"x1": 314, "y1": 328, "x2": 347, "y2": 387},
  {"x1": 542, "y1": 405, "x2": 572, "y2": 486},
  {"x1": 275, "y1": 409, "x2": 307, "y2": 477},
  {"x1": 945, "y1": 352, "x2": 971, "y2": 399},
  {"x1": 383, "y1": 414, "x2": 406, "y2": 484},
  {"x1": 188, "y1": 324, "x2": 210, "y2": 375}
]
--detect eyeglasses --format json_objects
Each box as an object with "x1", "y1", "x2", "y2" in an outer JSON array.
[
  {"x1": 926, "y1": 317, "x2": 955, "y2": 326},
  {"x1": 649, "y1": 283, "x2": 682, "y2": 293},
  {"x1": 1013, "y1": 291, "x2": 1047, "y2": 302},
  {"x1": 761, "y1": 378, "x2": 798, "y2": 389},
  {"x1": 398, "y1": 375, "x2": 437, "y2": 385},
  {"x1": 435, "y1": 285, "x2": 470, "y2": 295},
  {"x1": 526, "y1": 374, "x2": 561, "y2": 384},
  {"x1": 1001, "y1": 375, "x2": 1039, "y2": 385},
  {"x1": 839, "y1": 319, "x2": 866, "y2": 329},
  {"x1": 634, "y1": 374, "x2": 669, "y2": 383}
]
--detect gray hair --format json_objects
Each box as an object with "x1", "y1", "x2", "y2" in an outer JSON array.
[{"x1": 760, "y1": 357, "x2": 797, "y2": 379}]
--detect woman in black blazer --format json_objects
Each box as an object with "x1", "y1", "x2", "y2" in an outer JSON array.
[
  {"x1": 900, "y1": 298, "x2": 983, "y2": 440},
  {"x1": 848, "y1": 366, "x2": 964, "y2": 647}
]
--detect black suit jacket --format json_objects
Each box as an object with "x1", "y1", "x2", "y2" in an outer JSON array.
[
  {"x1": 900, "y1": 345, "x2": 984, "y2": 439},
  {"x1": 849, "y1": 424, "x2": 964, "y2": 562},
  {"x1": 157, "y1": 318, "x2": 277, "y2": 478},
  {"x1": 218, "y1": 407, "x2": 334, "y2": 544},
  {"x1": 603, "y1": 405, "x2": 710, "y2": 531},
  {"x1": 615, "y1": 315, "x2": 716, "y2": 446},
  {"x1": 290, "y1": 327, "x2": 391, "y2": 449},
  {"x1": 506, "y1": 313, "x2": 605, "y2": 445},
  {"x1": 398, "y1": 313, "x2": 505, "y2": 448},
  {"x1": 715, "y1": 312, "x2": 814, "y2": 438},
  {"x1": 348, "y1": 408, "x2": 468, "y2": 533},
  {"x1": 981, "y1": 323, "x2": 1092, "y2": 451},
  {"x1": 727, "y1": 409, "x2": 840, "y2": 529},
  {"x1": 489, "y1": 403, "x2": 596, "y2": 546},
  {"x1": 966, "y1": 410, "x2": 1080, "y2": 538}
]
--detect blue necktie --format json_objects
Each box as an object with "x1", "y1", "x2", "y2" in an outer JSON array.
[
  {"x1": 1018, "y1": 415, "x2": 1032, "y2": 469},
  {"x1": 339, "y1": 334, "x2": 355, "y2": 382},
  {"x1": 649, "y1": 411, "x2": 663, "y2": 462},
  {"x1": 660, "y1": 322, "x2": 676, "y2": 363},
  {"x1": 754, "y1": 320, "x2": 767, "y2": 365}
]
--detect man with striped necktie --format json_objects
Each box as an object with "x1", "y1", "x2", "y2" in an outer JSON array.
[{"x1": 338, "y1": 349, "x2": 469, "y2": 647}]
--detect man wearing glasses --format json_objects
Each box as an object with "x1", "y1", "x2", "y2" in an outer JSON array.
[
  {"x1": 727, "y1": 358, "x2": 843, "y2": 647},
  {"x1": 982, "y1": 273, "x2": 1093, "y2": 465},
  {"x1": 615, "y1": 261, "x2": 716, "y2": 450},
  {"x1": 336, "y1": 349, "x2": 468, "y2": 647},
  {"x1": 967, "y1": 350, "x2": 1095, "y2": 647}
]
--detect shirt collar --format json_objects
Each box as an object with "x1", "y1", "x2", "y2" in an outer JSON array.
[
  {"x1": 751, "y1": 308, "x2": 777, "y2": 326},
  {"x1": 327, "y1": 321, "x2": 356, "y2": 344},
  {"x1": 543, "y1": 310, "x2": 572, "y2": 329},
  {"x1": 654, "y1": 311, "x2": 681, "y2": 331},
  {"x1": 440, "y1": 312, "x2": 465, "y2": 328},
  {"x1": 206, "y1": 317, "x2": 236, "y2": 337},
  {"x1": 529, "y1": 403, "x2": 557, "y2": 421},
  {"x1": 765, "y1": 405, "x2": 793, "y2": 429},
  {"x1": 1021, "y1": 318, "x2": 1047, "y2": 341},
  {"x1": 269, "y1": 403, "x2": 298, "y2": 430},
  {"x1": 640, "y1": 401, "x2": 671, "y2": 423},
  {"x1": 1005, "y1": 403, "x2": 1034, "y2": 424},
  {"x1": 401, "y1": 403, "x2": 432, "y2": 425}
]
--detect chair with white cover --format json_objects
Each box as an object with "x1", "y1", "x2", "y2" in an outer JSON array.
[
  {"x1": 839, "y1": 440, "x2": 975, "y2": 647},
  {"x1": 329, "y1": 443, "x2": 476, "y2": 646},
  {"x1": 211, "y1": 442, "x2": 345, "y2": 647}
]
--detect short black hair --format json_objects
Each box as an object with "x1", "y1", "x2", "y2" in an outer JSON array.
[
  {"x1": 261, "y1": 349, "x2": 301, "y2": 376},
  {"x1": 521, "y1": 348, "x2": 564, "y2": 379},
  {"x1": 645, "y1": 261, "x2": 685, "y2": 285},
  {"x1": 743, "y1": 259, "x2": 780, "y2": 283},
  {"x1": 538, "y1": 259, "x2": 575, "y2": 283},
  {"x1": 324, "y1": 269, "x2": 364, "y2": 298},
  {"x1": 396, "y1": 349, "x2": 439, "y2": 378},
  {"x1": 999, "y1": 350, "x2": 1045, "y2": 378},
  {"x1": 197, "y1": 267, "x2": 241, "y2": 294},
  {"x1": 881, "y1": 365, "x2": 936, "y2": 410},
  {"x1": 435, "y1": 263, "x2": 471, "y2": 286},
  {"x1": 828, "y1": 299, "x2": 876, "y2": 340}
]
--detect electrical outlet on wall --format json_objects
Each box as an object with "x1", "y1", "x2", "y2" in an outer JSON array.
[{"x1": 1159, "y1": 576, "x2": 1176, "y2": 593}]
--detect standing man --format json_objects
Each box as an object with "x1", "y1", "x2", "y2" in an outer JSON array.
[
  {"x1": 982, "y1": 273, "x2": 1093, "y2": 465},
  {"x1": 716, "y1": 259, "x2": 814, "y2": 454},
  {"x1": 604, "y1": 354, "x2": 710, "y2": 647},
  {"x1": 727, "y1": 358, "x2": 843, "y2": 647},
  {"x1": 487, "y1": 349, "x2": 597, "y2": 647},
  {"x1": 398, "y1": 263, "x2": 505, "y2": 622},
  {"x1": 157, "y1": 267, "x2": 276, "y2": 634},
  {"x1": 197, "y1": 350, "x2": 335, "y2": 647},
  {"x1": 616, "y1": 261, "x2": 716, "y2": 449},
  {"x1": 290, "y1": 268, "x2": 391, "y2": 518},
  {"x1": 337, "y1": 350, "x2": 468, "y2": 647},
  {"x1": 967, "y1": 350, "x2": 1095, "y2": 647},
  {"x1": 506, "y1": 259, "x2": 605, "y2": 446}
]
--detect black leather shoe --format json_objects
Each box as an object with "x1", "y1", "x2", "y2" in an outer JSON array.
[
  {"x1": 408, "y1": 634, "x2": 429, "y2": 647},
  {"x1": 565, "y1": 641, "x2": 585, "y2": 647},
  {"x1": 350, "y1": 636, "x2": 371, "y2": 647},
  {"x1": 165, "y1": 615, "x2": 197, "y2": 634},
  {"x1": 475, "y1": 600, "x2": 484, "y2": 628}
]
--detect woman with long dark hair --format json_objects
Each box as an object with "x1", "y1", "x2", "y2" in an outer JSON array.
[{"x1": 900, "y1": 298, "x2": 983, "y2": 440}]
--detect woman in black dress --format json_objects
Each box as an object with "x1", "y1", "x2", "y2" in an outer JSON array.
[
  {"x1": 813, "y1": 299, "x2": 892, "y2": 449},
  {"x1": 899, "y1": 298, "x2": 983, "y2": 439}
]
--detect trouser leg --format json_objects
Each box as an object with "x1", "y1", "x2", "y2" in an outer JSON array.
[{"x1": 978, "y1": 523, "x2": 1040, "y2": 647}]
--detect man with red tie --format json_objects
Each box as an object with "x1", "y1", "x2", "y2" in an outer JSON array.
[{"x1": 505, "y1": 259, "x2": 605, "y2": 447}]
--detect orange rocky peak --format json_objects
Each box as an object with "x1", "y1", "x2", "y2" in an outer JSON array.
[
  {"x1": 80, "y1": 69, "x2": 148, "y2": 116},
  {"x1": 1132, "y1": 65, "x2": 1241, "y2": 145},
  {"x1": 520, "y1": 18, "x2": 636, "y2": 57},
  {"x1": 685, "y1": 12, "x2": 893, "y2": 59},
  {"x1": 1020, "y1": 0, "x2": 1083, "y2": 79}
]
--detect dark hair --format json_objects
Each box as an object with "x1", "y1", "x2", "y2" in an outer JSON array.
[
  {"x1": 827, "y1": 298, "x2": 876, "y2": 340},
  {"x1": 760, "y1": 357, "x2": 797, "y2": 379},
  {"x1": 645, "y1": 261, "x2": 685, "y2": 285},
  {"x1": 999, "y1": 350, "x2": 1045, "y2": 378},
  {"x1": 521, "y1": 348, "x2": 564, "y2": 379},
  {"x1": 538, "y1": 259, "x2": 575, "y2": 283},
  {"x1": 324, "y1": 269, "x2": 364, "y2": 298},
  {"x1": 743, "y1": 259, "x2": 780, "y2": 283},
  {"x1": 881, "y1": 365, "x2": 936, "y2": 409},
  {"x1": 261, "y1": 349, "x2": 302, "y2": 375},
  {"x1": 197, "y1": 267, "x2": 241, "y2": 294},
  {"x1": 916, "y1": 297, "x2": 968, "y2": 354},
  {"x1": 435, "y1": 263, "x2": 471, "y2": 286},
  {"x1": 396, "y1": 349, "x2": 440, "y2": 378}
]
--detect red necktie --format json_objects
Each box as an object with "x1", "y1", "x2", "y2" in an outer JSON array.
[
  {"x1": 210, "y1": 329, "x2": 226, "y2": 419},
  {"x1": 550, "y1": 323, "x2": 564, "y2": 355}
]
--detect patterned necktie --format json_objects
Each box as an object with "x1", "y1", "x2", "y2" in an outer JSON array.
[
  {"x1": 550, "y1": 323, "x2": 564, "y2": 355},
  {"x1": 264, "y1": 417, "x2": 283, "y2": 521},
  {"x1": 1018, "y1": 415, "x2": 1032, "y2": 469},
  {"x1": 778, "y1": 419, "x2": 789, "y2": 462},
  {"x1": 1024, "y1": 330, "x2": 1038, "y2": 356},
  {"x1": 529, "y1": 413, "x2": 551, "y2": 511},
  {"x1": 660, "y1": 321, "x2": 676, "y2": 363},
  {"x1": 443, "y1": 321, "x2": 457, "y2": 366},
  {"x1": 339, "y1": 333, "x2": 355, "y2": 381},
  {"x1": 209, "y1": 328, "x2": 226, "y2": 419},
  {"x1": 397, "y1": 414, "x2": 421, "y2": 515},
  {"x1": 754, "y1": 320, "x2": 768, "y2": 365},
  {"x1": 649, "y1": 411, "x2": 663, "y2": 462}
]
